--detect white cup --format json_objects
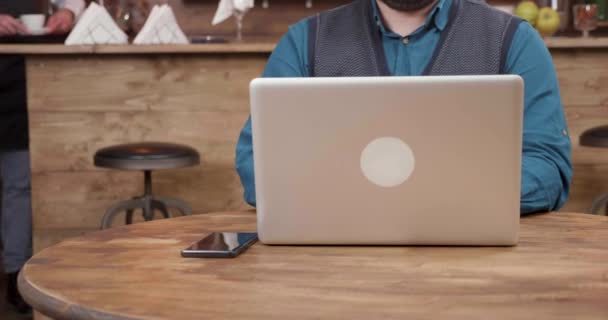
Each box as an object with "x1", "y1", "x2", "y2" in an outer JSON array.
[{"x1": 20, "y1": 14, "x2": 46, "y2": 31}]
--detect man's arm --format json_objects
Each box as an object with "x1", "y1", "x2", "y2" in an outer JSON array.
[
  {"x1": 46, "y1": 0, "x2": 85, "y2": 34},
  {"x1": 57, "y1": 0, "x2": 86, "y2": 18},
  {"x1": 235, "y1": 20, "x2": 309, "y2": 206},
  {"x1": 506, "y1": 22, "x2": 572, "y2": 213}
]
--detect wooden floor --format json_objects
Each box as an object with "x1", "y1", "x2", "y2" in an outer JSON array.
[{"x1": 0, "y1": 253, "x2": 32, "y2": 320}]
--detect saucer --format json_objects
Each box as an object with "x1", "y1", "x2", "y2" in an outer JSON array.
[{"x1": 21, "y1": 28, "x2": 49, "y2": 36}]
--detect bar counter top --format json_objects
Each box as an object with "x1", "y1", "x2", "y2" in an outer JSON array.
[
  {"x1": 0, "y1": 42, "x2": 277, "y2": 54},
  {"x1": 1, "y1": 36, "x2": 608, "y2": 55}
]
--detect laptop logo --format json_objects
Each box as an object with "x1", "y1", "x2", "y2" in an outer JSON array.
[{"x1": 360, "y1": 137, "x2": 415, "y2": 188}]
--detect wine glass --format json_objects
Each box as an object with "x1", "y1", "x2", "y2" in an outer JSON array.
[
  {"x1": 129, "y1": 0, "x2": 151, "y2": 35},
  {"x1": 573, "y1": 4, "x2": 599, "y2": 38},
  {"x1": 233, "y1": 8, "x2": 248, "y2": 42},
  {"x1": 114, "y1": 0, "x2": 131, "y2": 33}
]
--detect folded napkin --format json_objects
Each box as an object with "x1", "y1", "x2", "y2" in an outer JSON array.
[
  {"x1": 65, "y1": 2, "x2": 128, "y2": 45},
  {"x1": 212, "y1": 0, "x2": 254, "y2": 26},
  {"x1": 133, "y1": 5, "x2": 189, "y2": 45}
]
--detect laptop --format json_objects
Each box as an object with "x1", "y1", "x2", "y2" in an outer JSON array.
[{"x1": 250, "y1": 75, "x2": 523, "y2": 246}]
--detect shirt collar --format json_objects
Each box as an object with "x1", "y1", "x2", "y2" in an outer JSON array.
[{"x1": 371, "y1": 0, "x2": 452, "y2": 36}]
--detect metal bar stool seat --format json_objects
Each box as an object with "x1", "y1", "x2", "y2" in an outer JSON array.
[
  {"x1": 94, "y1": 142, "x2": 200, "y2": 229},
  {"x1": 580, "y1": 126, "x2": 608, "y2": 215}
]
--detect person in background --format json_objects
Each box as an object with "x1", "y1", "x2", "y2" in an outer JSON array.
[
  {"x1": 235, "y1": 0, "x2": 572, "y2": 213},
  {"x1": 0, "y1": 0, "x2": 85, "y2": 314}
]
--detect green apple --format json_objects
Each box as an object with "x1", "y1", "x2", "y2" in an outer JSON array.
[
  {"x1": 515, "y1": 1, "x2": 540, "y2": 26},
  {"x1": 536, "y1": 7, "x2": 561, "y2": 36}
]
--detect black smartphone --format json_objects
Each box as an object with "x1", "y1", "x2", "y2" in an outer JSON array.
[{"x1": 181, "y1": 232, "x2": 258, "y2": 258}]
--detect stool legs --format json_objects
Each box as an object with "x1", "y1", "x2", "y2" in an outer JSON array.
[
  {"x1": 154, "y1": 197, "x2": 192, "y2": 215},
  {"x1": 103, "y1": 197, "x2": 177, "y2": 229},
  {"x1": 100, "y1": 170, "x2": 192, "y2": 229},
  {"x1": 151, "y1": 200, "x2": 171, "y2": 219},
  {"x1": 143, "y1": 195, "x2": 153, "y2": 221},
  {"x1": 126, "y1": 209, "x2": 135, "y2": 225},
  {"x1": 125, "y1": 200, "x2": 171, "y2": 226},
  {"x1": 101, "y1": 198, "x2": 146, "y2": 229}
]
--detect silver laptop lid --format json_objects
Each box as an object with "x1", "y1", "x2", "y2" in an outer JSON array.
[{"x1": 250, "y1": 75, "x2": 523, "y2": 245}]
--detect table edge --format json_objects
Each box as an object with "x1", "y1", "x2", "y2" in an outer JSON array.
[
  {"x1": 18, "y1": 270, "x2": 137, "y2": 320},
  {"x1": 19, "y1": 211, "x2": 255, "y2": 320},
  {"x1": 17, "y1": 211, "x2": 601, "y2": 319}
]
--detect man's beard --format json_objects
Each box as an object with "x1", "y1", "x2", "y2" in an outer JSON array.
[{"x1": 380, "y1": 0, "x2": 437, "y2": 11}]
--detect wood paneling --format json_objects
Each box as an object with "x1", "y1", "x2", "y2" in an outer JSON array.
[
  {"x1": 25, "y1": 47, "x2": 608, "y2": 254},
  {"x1": 19, "y1": 212, "x2": 608, "y2": 320},
  {"x1": 27, "y1": 54, "x2": 263, "y2": 251},
  {"x1": 32, "y1": 168, "x2": 247, "y2": 228},
  {"x1": 28, "y1": 54, "x2": 261, "y2": 112},
  {"x1": 553, "y1": 50, "x2": 608, "y2": 107},
  {"x1": 552, "y1": 49, "x2": 608, "y2": 212},
  {"x1": 545, "y1": 37, "x2": 608, "y2": 49},
  {"x1": 28, "y1": 111, "x2": 250, "y2": 171}
]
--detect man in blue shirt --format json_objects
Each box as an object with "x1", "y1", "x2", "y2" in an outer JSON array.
[{"x1": 236, "y1": 0, "x2": 572, "y2": 214}]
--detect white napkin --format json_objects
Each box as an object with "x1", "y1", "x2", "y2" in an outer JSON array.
[
  {"x1": 212, "y1": 0, "x2": 254, "y2": 26},
  {"x1": 65, "y1": 2, "x2": 128, "y2": 45},
  {"x1": 133, "y1": 5, "x2": 189, "y2": 45}
]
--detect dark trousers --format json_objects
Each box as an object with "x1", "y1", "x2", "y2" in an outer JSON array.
[{"x1": 0, "y1": 150, "x2": 32, "y2": 273}]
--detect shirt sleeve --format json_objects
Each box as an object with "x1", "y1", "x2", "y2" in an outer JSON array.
[
  {"x1": 235, "y1": 19, "x2": 309, "y2": 206},
  {"x1": 56, "y1": 0, "x2": 86, "y2": 20},
  {"x1": 505, "y1": 22, "x2": 573, "y2": 214}
]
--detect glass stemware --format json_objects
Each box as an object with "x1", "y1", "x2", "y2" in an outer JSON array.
[
  {"x1": 233, "y1": 8, "x2": 248, "y2": 42},
  {"x1": 573, "y1": 4, "x2": 599, "y2": 38}
]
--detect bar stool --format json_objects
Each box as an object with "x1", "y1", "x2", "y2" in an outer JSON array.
[
  {"x1": 580, "y1": 125, "x2": 608, "y2": 215},
  {"x1": 94, "y1": 142, "x2": 200, "y2": 229}
]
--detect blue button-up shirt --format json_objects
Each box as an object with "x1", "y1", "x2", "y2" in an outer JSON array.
[{"x1": 236, "y1": 0, "x2": 572, "y2": 213}]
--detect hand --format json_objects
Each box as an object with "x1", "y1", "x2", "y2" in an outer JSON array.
[
  {"x1": 45, "y1": 9, "x2": 75, "y2": 34},
  {"x1": 0, "y1": 14, "x2": 28, "y2": 36}
]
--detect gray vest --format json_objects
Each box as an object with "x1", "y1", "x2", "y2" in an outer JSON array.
[{"x1": 308, "y1": 0, "x2": 522, "y2": 77}]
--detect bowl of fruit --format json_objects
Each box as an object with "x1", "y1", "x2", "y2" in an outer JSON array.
[{"x1": 514, "y1": 1, "x2": 561, "y2": 37}]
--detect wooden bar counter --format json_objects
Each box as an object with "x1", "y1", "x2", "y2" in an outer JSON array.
[
  {"x1": 0, "y1": 37, "x2": 607, "y2": 253},
  {"x1": 1, "y1": 42, "x2": 273, "y2": 253}
]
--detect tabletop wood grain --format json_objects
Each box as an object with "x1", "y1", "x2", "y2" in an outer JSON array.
[{"x1": 19, "y1": 212, "x2": 608, "y2": 320}]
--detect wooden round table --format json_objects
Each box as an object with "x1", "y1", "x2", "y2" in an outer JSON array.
[{"x1": 19, "y1": 211, "x2": 608, "y2": 320}]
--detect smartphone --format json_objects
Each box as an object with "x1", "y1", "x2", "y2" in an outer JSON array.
[{"x1": 181, "y1": 232, "x2": 258, "y2": 258}]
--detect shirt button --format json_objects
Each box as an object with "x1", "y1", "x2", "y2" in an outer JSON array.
[
  {"x1": 402, "y1": 37, "x2": 409, "y2": 44},
  {"x1": 562, "y1": 129, "x2": 568, "y2": 136}
]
